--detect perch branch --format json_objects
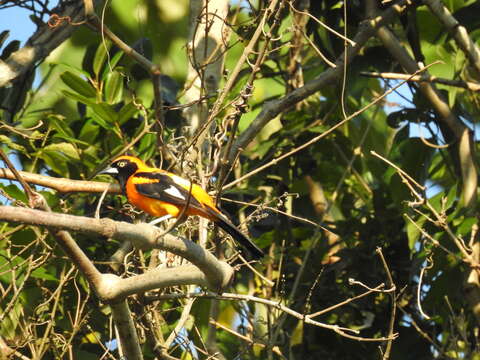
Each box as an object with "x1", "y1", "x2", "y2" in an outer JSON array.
[
  {"x1": 0, "y1": 168, "x2": 120, "y2": 193},
  {"x1": 0, "y1": 206, "x2": 234, "y2": 295}
]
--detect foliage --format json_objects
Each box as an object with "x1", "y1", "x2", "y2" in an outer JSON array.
[{"x1": 1, "y1": 0, "x2": 480, "y2": 359}]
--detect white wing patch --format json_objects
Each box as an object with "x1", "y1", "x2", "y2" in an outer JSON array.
[{"x1": 164, "y1": 185, "x2": 186, "y2": 200}]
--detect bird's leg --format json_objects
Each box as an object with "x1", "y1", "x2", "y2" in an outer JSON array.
[{"x1": 149, "y1": 214, "x2": 173, "y2": 225}]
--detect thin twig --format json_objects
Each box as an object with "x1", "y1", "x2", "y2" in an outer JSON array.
[
  {"x1": 287, "y1": 0, "x2": 356, "y2": 46},
  {"x1": 376, "y1": 247, "x2": 397, "y2": 360},
  {"x1": 360, "y1": 71, "x2": 480, "y2": 91},
  {"x1": 224, "y1": 62, "x2": 441, "y2": 190},
  {"x1": 147, "y1": 291, "x2": 398, "y2": 342},
  {"x1": 0, "y1": 149, "x2": 37, "y2": 206},
  {"x1": 417, "y1": 254, "x2": 433, "y2": 320}
]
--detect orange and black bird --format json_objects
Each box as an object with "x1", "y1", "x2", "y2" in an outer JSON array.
[{"x1": 100, "y1": 155, "x2": 264, "y2": 259}]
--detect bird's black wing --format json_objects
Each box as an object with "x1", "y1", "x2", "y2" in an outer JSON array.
[{"x1": 133, "y1": 171, "x2": 205, "y2": 213}]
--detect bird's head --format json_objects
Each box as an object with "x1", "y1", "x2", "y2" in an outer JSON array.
[{"x1": 99, "y1": 156, "x2": 146, "y2": 190}]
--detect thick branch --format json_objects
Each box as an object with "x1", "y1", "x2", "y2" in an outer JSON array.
[
  {"x1": 0, "y1": 168, "x2": 120, "y2": 193},
  {"x1": 110, "y1": 300, "x2": 143, "y2": 360},
  {"x1": 117, "y1": 265, "x2": 214, "y2": 298},
  {"x1": 0, "y1": 1, "x2": 91, "y2": 87},
  {"x1": 0, "y1": 206, "x2": 233, "y2": 292}
]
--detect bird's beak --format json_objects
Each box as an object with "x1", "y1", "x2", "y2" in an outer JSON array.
[{"x1": 98, "y1": 166, "x2": 118, "y2": 176}]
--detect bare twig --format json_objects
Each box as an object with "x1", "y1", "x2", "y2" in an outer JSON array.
[
  {"x1": 417, "y1": 254, "x2": 433, "y2": 320},
  {"x1": 0, "y1": 149, "x2": 37, "y2": 206},
  {"x1": 360, "y1": 71, "x2": 480, "y2": 91},
  {"x1": 376, "y1": 247, "x2": 397, "y2": 360},
  {"x1": 225, "y1": 62, "x2": 439, "y2": 190},
  {"x1": 371, "y1": 151, "x2": 477, "y2": 266},
  {"x1": 146, "y1": 291, "x2": 398, "y2": 342}
]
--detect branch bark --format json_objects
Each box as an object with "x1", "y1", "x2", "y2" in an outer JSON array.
[
  {"x1": 0, "y1": 206, "x2": 234, "y2": 296},
  {"x1": 0, "y1": 168, "x2": 119, "y2": 193},
  {"x1": 0, "y1": 0, "x2": 92, "y2": 87},
  {"x1": 111, "y1": 300, "x2": 143, "y2": 360}
]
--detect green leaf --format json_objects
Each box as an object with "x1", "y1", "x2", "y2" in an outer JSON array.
[
  {"x1": 43, "y1": 142, "x2": 80, "y2": 160},
  {"x1": 0, "y1": 184, "x2": 28, "y2": 203},
  {"x1": 250, "y1": 138, "x2": 276, "y2": 158},
  {"x1": 117, "y1": 102, "x2": 139, "y2": 124},
  {"x1": 104, "y1": 70, "x2": 123, "y2": 104},
  {"x1": 78, "y1": 119, "x2": 100, "y2": 142},
  {"x1": 38, "y1": 152, "x2": 68, "y2": 175},
  {"x1": 290, "y1": 319, "x2": 304, "y2": 346},
  {"x1": 91, "y1": 103, "x2": 117, "y2": 124},
  {"x1": 47, "y1": 114, "x2": 75, "y2": 138},
  {"x1": 52, "y1": 132, "x2": 91, "y2": 147},
  {"x1": 60, "y1": 71, "x2": 96, "y2": 98},
  {"x1": 454, "y1": 216, "x2": 477, "y2": 236},
  {"x1": 61, "y1": 90, "x2": 96, "y2": 106},
  {"x1": 57, "y1": 62, "x2": 92, "y2": 79},
  {"x1": 406, "y1": 215, "x2": 427, "y2": 250},
  {"x1": 307, "y1": 125, "x2": 328, "y2": 133},
  {"x1": 0, "y1": 135, "x2": 27, "y2": 153},
  {"x1": 31, "y1": 266, "x2": 58, "y2": 281},
  {"x1": 101, "y1": 51, "x2": 124, "y2": 81},
  {"x1": 93, "y1": 41, "x2": 111, "y2": 78},
  {"x1": 137, "y1": 133, "x2": 156, "y2": 157},
  {"x1": 90, "y1": 112, "x2": 113, "y2": 131}
]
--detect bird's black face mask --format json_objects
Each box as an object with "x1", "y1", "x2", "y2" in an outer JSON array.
[{"x1": 99, "y1": 159, "x2": 139, "y2": 195}]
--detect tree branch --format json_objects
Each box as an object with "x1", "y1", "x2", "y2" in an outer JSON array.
[
  {"x1": 145, "y1": 291, "x2": 398, "y2": 342},
  {"x1": 0, "y1": 0, "x2": 91, "y2": 87},
  {"x1": 0, "y1": 168, "x2": 120, "y2": 193},
  {"x1": 0, "y1": 205, "x2": 234, "y2": 296},
  {"x1": 110, "y1": 300, "x2": 143, "y2": 360}
]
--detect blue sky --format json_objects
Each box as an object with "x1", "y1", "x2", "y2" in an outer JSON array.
[{"x1": 1, "y1": 6, "x2": 37, "y2": 47}]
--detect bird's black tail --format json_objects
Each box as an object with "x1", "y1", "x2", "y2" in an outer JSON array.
[{"x1": 207, "y1": 208, "x2": 264, "y2": 259}]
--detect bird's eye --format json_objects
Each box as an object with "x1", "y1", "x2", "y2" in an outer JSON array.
[{"x1": 118, "y1": 161, "x2": 126, "y2": 168}]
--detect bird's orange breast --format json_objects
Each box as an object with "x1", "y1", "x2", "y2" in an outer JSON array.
[{"x1": 123, "y1": 178, "x2": 173, "y2": 217}]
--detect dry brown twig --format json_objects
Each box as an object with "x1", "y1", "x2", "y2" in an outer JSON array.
[
  {"x1": 376, "y1": 247, "x2": 397, "y2": 360},
  {"x1": 371, "y1": 150, "x2": 477, "y2": 267},
  {"x1": 360, "y1": 71, "x2": 480, "y2": 91},
  {"x1": 147, "y1": 290, "x2": 398, "y2": 343},
  {"x1": 224, "y1": 61, "x2": 441, "y2": 190}
]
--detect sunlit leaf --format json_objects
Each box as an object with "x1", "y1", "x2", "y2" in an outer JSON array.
[
  {"x1": 104, "y1": 70, "x2": 123, "y2": 104},
  {"x1": 93, "y1": 41, "x2": 112, "y2": 78},
  {"x1": 60, "y1": 71, "x2": 97, "y2": 98}
]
